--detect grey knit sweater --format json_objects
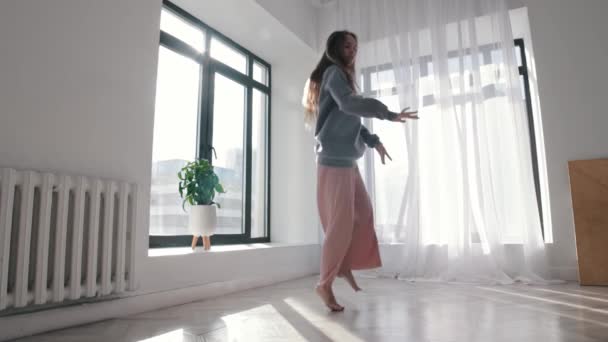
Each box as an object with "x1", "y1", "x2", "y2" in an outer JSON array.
[{"x1": 314, "y1": 65, "x2": 398, "y2": 167}]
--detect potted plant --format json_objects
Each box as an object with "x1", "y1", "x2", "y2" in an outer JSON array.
[{"x1": 178, "y1": 159, "x2": 226, "y2": 250}]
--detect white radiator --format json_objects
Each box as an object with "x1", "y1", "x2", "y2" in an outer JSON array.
[{"x1": 0, "y1": 168, "x2": 137, "y2": 311}]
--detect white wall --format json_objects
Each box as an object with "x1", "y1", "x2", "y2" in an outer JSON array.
[
  {"x1": 0, "y1": 0, "x2": 159, "y2": 182},
  {"x1": 0, "y1": 0, "x2": 319, "y2": 339},
  {"x1": 515, "y1": 0, "x2": 608, "y2": 279}
]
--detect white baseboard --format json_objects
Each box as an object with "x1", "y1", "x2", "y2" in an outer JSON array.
[{"x1": 0, "y1": 271, "x2": 316, "y2": 341}]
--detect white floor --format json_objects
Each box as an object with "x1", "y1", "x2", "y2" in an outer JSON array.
[{"x1": 13, "y1": 276, "x2": 608, "y2": 342}]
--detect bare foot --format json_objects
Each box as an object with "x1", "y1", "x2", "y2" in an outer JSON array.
[
  {"x1": 315, "y1": 284, "x2": 344, "y2": 312},
  {"x1": 338, "y1": 270, "x2": 362, "y2": 292}
]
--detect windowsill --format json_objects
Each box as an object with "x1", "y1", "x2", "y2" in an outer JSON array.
[
  {"x1": 375, "y1": 242, "x2": 553, "y2": 246},
  {"x1": 147, "y1": 240, "x2": 553, "y2": 257},
  {"x1": 148, "y1": 242, "x2": 316, "y2": 257}
]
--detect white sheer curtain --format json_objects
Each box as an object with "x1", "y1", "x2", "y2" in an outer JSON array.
[{"x1": 318, "y1": 0, "x2": 556, "y2": 284}]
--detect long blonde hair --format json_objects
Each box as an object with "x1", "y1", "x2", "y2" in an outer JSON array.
[{"x1": 303, "y1": 31, "x2": 358, "y2": 127}]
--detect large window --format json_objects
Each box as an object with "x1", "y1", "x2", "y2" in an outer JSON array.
[
  {"x1": 149, "y1": 1, "x2": 271, "y2": 247},
  {"x1": 359, "y1": 39, "x2": 545, "y2": 240}
]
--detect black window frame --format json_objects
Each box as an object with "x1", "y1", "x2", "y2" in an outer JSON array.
[
  {"x1": 514, "y1": 38, "x2": 544, "y2": 238},
  {"x1": 149, "y1": 0, "x2": 272, "y2": 248},
  {"x1": 358, "y1": 39, "x2": 544, "y2": 237}
]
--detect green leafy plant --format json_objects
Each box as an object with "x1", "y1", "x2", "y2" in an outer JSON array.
[{"x1": 178, "y1": 159, "x2": 226, "y2": 211}]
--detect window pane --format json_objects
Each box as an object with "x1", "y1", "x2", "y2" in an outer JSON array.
[
  {"x1": 212, "y1": 73, "x2": 246, "y2": 234},
  {"x1": 491, "y1": 48, "x2": 504, "y2": 65},
  {"x1": 359, "y1": 73, "x2": 365, "y2": 92},
  {"x1": 515, "y1": 45, "x2": 523, "y2": 67},
  {"x1": 211, "y1": 38, "x2": 247, "y2": 74},
  {"x1": 253, "y1": 62, "x2": 268, "y2": 85},
  {"x1": 160, "y1": 8, "x2": 205, "y2": 53},
  {"x1": 520, "y1": 75, "x2": 527, "y2": 101},
  {"x1": 371, "y1": 95, "x2": 406, "y2": 243},
  {"x1": 370, "y1": 69, "x2": 395, "y2": 91},
  {"x1": 150, "y1": 46, "x2": 201, "y2": 235},
  {"x1": 251, "y1": 90, "x2": 268, "y2": 238}
]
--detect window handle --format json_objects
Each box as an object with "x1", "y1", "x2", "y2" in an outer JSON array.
[{"x1": 209, "y1": 146, "x2": 217, "y2": 160}]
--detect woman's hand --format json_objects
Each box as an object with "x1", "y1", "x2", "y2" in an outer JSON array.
[
  {"x1": 390, "y1": 107, "x2": 419, "y2": 122},
  {"x1": 375, "y1": 143, "x2": 392, "y2": 165}
]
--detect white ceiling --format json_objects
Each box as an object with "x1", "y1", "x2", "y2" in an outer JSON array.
[{"x1": 255, "y1": 0, "x2": 320, "y2": 50}]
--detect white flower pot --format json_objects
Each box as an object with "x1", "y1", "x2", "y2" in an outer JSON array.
[{"x1": 189, "y1": 205, "x2": 217, "y2": 236}]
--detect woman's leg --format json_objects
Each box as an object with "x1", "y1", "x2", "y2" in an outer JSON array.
[
  {"x1": 316, "y1": 165, "x2": 356, "y2": 311},
  {"x1": 338, "y1": 166, "x2": 382, "y2": 290},
  {"x1": 338, "y1": 269, "x2": 362, "y2": 292}
]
